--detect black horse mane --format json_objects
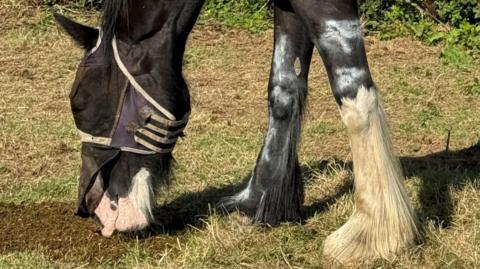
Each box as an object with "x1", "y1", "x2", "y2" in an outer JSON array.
[{"x1": 101, "y1": 0, "x2": 129, "y2": 53}]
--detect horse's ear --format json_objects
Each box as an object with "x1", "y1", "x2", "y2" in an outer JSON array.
[{"x1": 54, "y1": 13, "x2": 99, "y2": 51}]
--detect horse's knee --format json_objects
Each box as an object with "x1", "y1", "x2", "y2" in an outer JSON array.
[{"x1": 270, "y1": 85, "x2": 295, "y2": 120}]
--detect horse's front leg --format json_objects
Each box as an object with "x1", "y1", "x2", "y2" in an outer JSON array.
[
  {"x1": 289, "y1": 0, "x2": 420, "y2": 263},
  {"x1": 219, "y1": 4, "x2": 313, "y2": 226}
]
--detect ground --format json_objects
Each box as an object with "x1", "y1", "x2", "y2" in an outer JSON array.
[{"x1": 0, "y1": 2, "x2": 479, "y2": 268}]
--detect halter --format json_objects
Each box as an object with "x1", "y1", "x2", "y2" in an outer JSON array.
[{"x1": 76, "y1": 34, "x2": 189, "y2": 154}]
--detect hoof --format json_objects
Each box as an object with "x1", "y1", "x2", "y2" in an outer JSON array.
[
  {"x1": 217, "y1": 176, "x2": 262, "y2": 215},
  {"x1": 217, "y1": 192, "x2": 259, "y2": 216},
  {"x1": 322, "y1": 211, "x2": 418, "y2": 264},
  {"x1": 218, "y1": 174, "x2": 302, "y2": 226}
]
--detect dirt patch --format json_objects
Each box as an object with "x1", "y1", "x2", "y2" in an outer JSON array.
[{"x1": 0, "y1": 202, "x2": 179, "y2": 265}]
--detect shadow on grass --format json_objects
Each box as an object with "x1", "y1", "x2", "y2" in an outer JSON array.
[
  {"x1": 151, "y1": 178, "x2": 248, "y2": 234},
  {"x1": 153, "y1": 160, "x2": 352, "y2": 234},
  {"x1": 154, "y1": 140, "x2": 479, "y2": 234},
  {"x1": 403, "y1": 140, "x2": 480, "y2": 228}
]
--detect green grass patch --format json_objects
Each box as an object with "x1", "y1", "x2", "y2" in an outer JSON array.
[
  {"x1": 416, "y1": 103, "x2": 442, "y2": 128},
  {"x1": 115, "y1": 240, "x2": 158, "y2": 268},
  {"x1": 199, "y1": 0, "x2": 272, "y2": 33},
  {"x1": 440, "y1": 45, "x2": 475, "y2": 68},
  {"x1": 0, "y1": 175, "x2": 77, "y2": 204}
]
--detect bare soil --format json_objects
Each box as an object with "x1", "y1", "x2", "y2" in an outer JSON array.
[{"x1": 0, "y1": 202, "x2": 178, "y2": 264}]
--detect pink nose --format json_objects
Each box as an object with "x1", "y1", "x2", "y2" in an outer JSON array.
[
  {"x1": 94, "y1": 194, "x2": 117, "y2": 237},
  {"x1": 115, "y1": 197, "x2": 149, "y2": 232},
  {"x1": 94, "y1": 193, "x2": 150, "y2": 237}
]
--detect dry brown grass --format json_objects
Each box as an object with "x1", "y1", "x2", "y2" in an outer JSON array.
[{"x1": 0, "y1": 2, "x2": 479, "y2": 268}]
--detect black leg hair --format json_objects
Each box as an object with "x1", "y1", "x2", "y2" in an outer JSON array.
[{"x1": 219, "y1": 2, "x2": 313, "y2": 226}]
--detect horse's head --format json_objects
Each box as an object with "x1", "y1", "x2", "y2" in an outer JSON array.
[{"x1": 54, "y1": 0, "x2": 203, "y2": 236}]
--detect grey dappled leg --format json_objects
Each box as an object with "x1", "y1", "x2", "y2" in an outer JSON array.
[
  {"x1": 289, "y1": 0, "x2": 419, "y2": 263},
  {"x1": 219, "y1": 4, "x2": 313, "y2": 226}
]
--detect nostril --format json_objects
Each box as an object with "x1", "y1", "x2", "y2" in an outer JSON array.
[
  {"x1": 110, "y1": 195, "x2": 119, "y2": 210},
  {"x1": 92, "y1": 214, "x2": 104, "y2": 229},
  {"x1": 110, "y1": 202, "x2": 118, "y2": 210}
]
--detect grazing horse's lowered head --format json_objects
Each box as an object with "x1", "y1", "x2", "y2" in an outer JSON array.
[{"x1": 54, "y1": 0, "x2": 204, "y2": 237}]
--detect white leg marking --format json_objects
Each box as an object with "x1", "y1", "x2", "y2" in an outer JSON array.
[
  {"x1": 273, "y1": 35, "x2": 288, "y2": 76},
  {"x1": 129, "y1": 168, "x2": 154, "y2": 221},
  {"x1": 261, "y1": 124, "x2": 276, "y2": 162},
  {"x1": 262, "y1": 87, "x2": 294, "y2": 164},
  {"x1": 272, "y1": 35, "x2": 297, "y2": 83},
  {"x1": 294, "y1": 57, "x2": 302, "y2": 76},
  {"x1": 272, "y1": 86, "x2": 292, "y2": 108},
  {"x1": 323, "y1": 86, "x2": 419, "y2": 263},
  {"x1": 334, "y1": 67, "x2": 367, "y2": 93},
  {"x1": 232, "y1": 174, "x2": 255, "y2": 202},
  {"x1": 320, "y1": 20, "x2": 362, "y2": 54}
]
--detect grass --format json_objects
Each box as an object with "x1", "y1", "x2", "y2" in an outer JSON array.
[
  {"x1": 440, "y1": 45, "x2": 475, "y2": 68},
  {"x1": 199, "y1": 0, "x2": 272, "y2": 33},
  {"x1": 0, "y1": 174, "x2": 77, "y2": 204},
  {"x1": 0, "y1": 1, "x2": 479, "y2": 268},
  {"x1": 0, "y1": 251, "x2": 54, "y2": 269}
]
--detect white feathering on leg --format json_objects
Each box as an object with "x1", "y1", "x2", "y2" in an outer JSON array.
[{"x1": 323, "y1": 86, "x2": 419, "y2": 263}]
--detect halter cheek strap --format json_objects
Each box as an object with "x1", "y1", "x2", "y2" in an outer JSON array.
[{"x1": 112, "y1": 37, "x2": 178, "y2": 121}]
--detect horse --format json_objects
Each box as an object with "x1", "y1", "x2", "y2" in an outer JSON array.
[{"x1": 55, "y1": 0, "x2": 420, "y2": 264}]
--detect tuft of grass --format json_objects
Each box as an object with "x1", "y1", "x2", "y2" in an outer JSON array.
[
  {"x1": 416, "y1": 103, "x2": 441, "y2": 128},
  {"x1": 0, "y1": 252, "x2": 54, "y2": 269},
  {"x1": 440, "y1": 45, "x2": 474, "y2": 68},
  {"x1": 115, "y1": 240, "x2": 157, "y2": 268}
]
